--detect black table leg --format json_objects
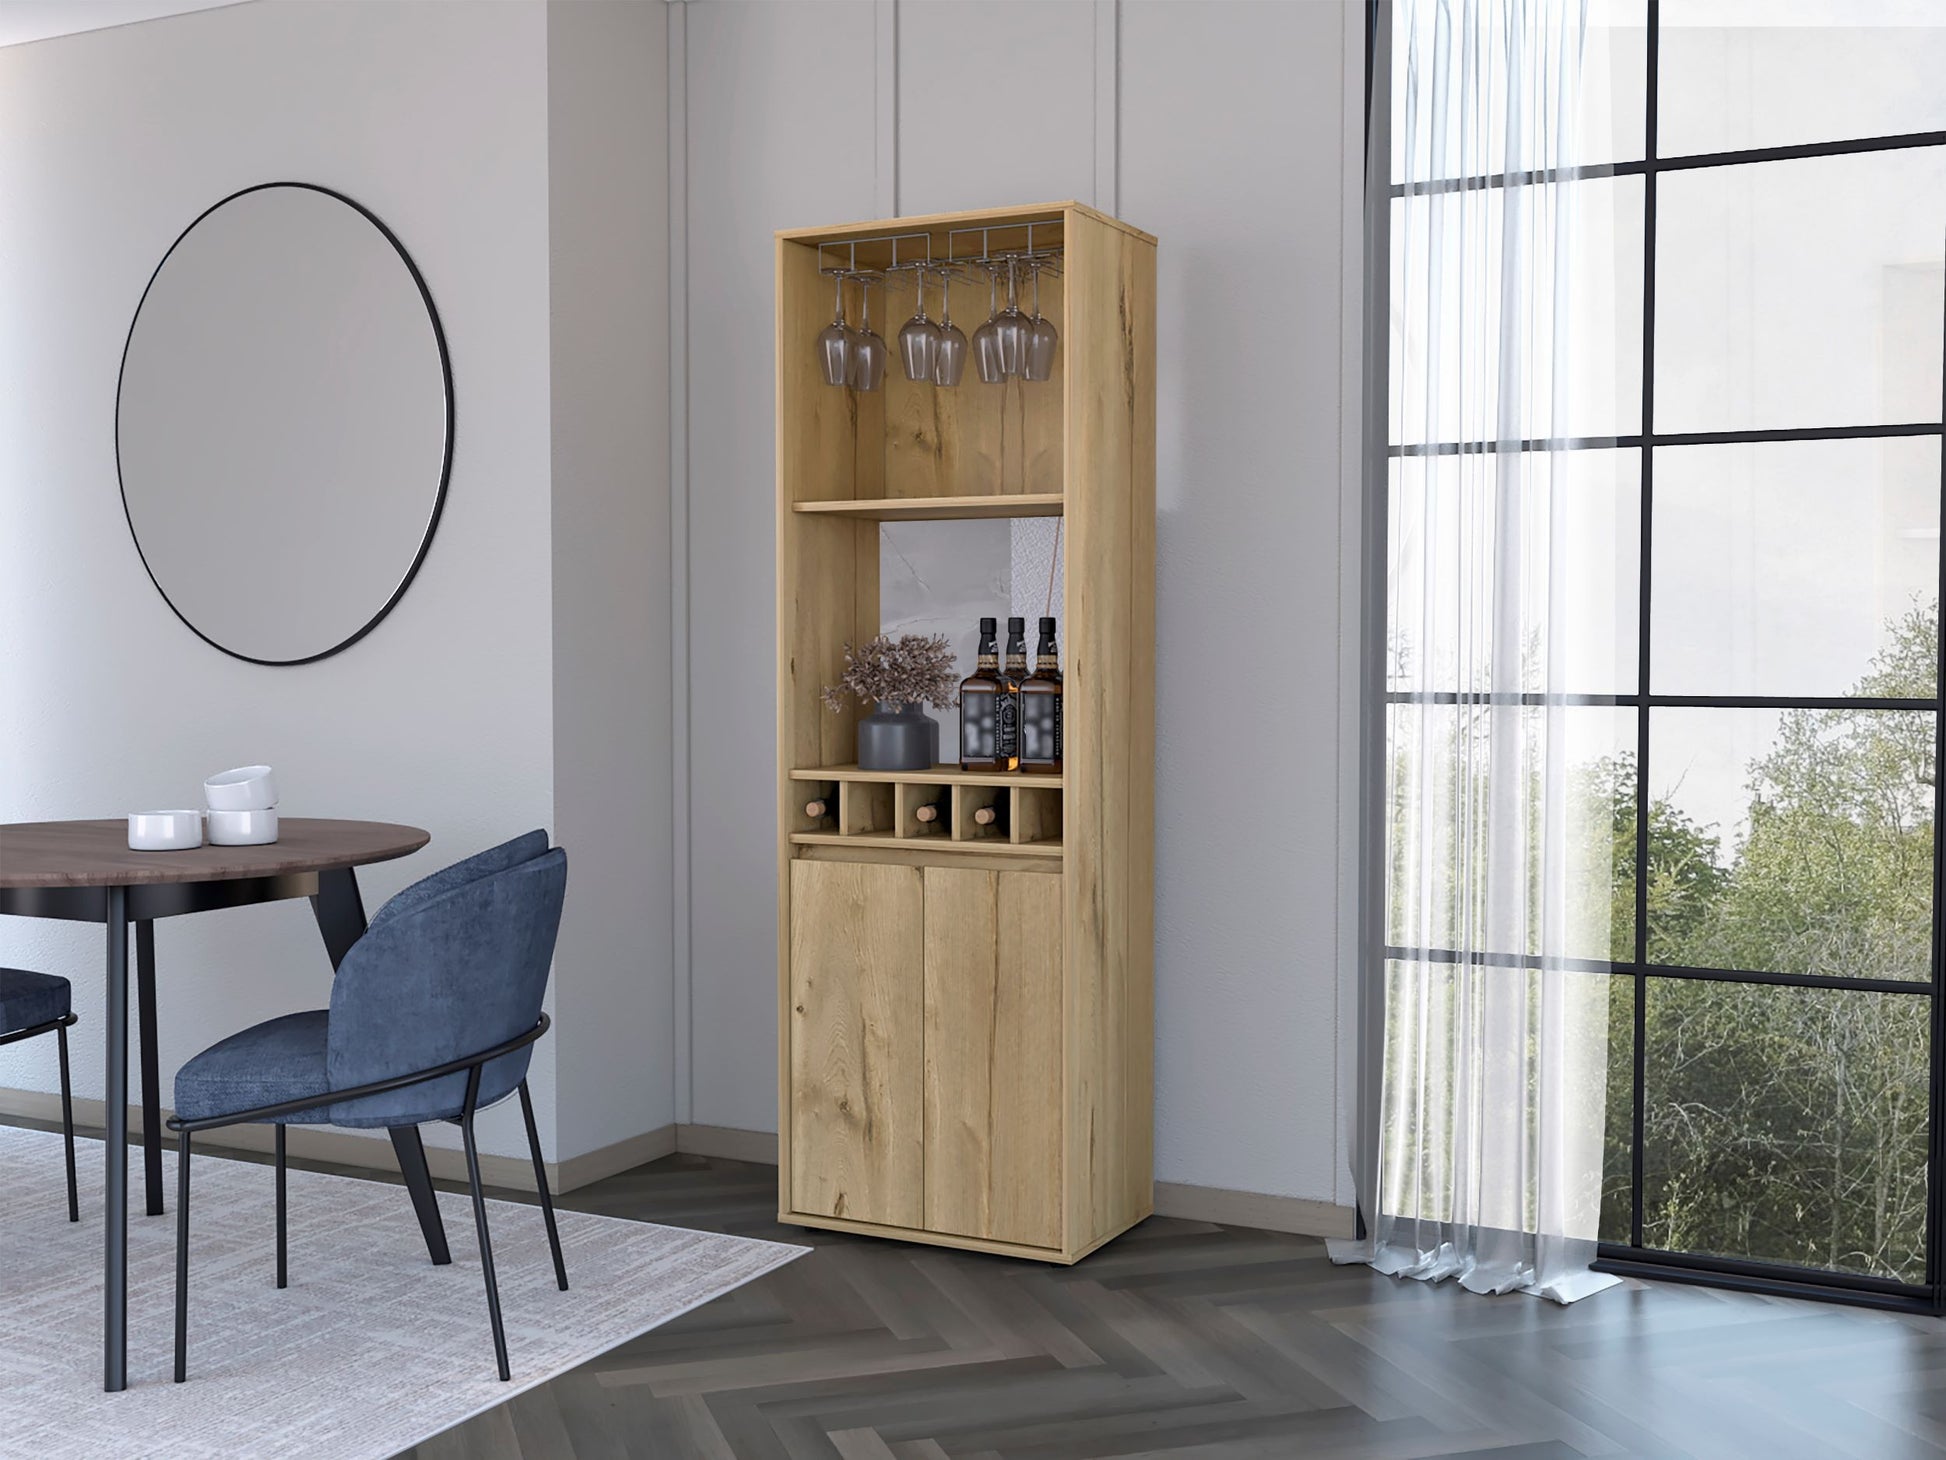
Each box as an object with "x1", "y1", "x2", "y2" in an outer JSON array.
[
  {"x1": 104, "y1": 886, "x2": 128, "y2": 1394},
  {"x1": 311, "y1": 867, "x2": 451, "y2": 1267},
  {"x1": 136, "y1": 920, "x2": 164, "y2": 1217},
  {"x1": 389, "y1": 1127, "x2": 451, "y2": 1265},
  {"x1": 309, "y1": 866, "x2": 368, "y2": 970}
]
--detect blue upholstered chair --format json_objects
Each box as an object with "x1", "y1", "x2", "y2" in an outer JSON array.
[
  {"x1": 0, "y1": 968, "x2": 79, "y2": 1222},
  {"x1": 168, "y1": 833, "x2": 568, "y2": 1384}
]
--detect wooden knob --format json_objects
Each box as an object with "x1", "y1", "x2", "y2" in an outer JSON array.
[
  {"x1": 974, "y1": 806, "x2": 998, "y2": 826},
  {"x1": 914, "y1": 805, "x2": 939, "y2": 823},
  {"x1": 804, "y1": 799, "x2": 829, "y2": 819}
]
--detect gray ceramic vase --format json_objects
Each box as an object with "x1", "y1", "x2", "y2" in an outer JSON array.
[{"x1": 857, "y1": 702, "x2": 937, "y2": 772}]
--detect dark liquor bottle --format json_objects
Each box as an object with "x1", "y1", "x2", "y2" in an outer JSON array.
[
  {"x1": 911, "y1": 797, "x2": 945, "y2": 826},
  {"x1": 803, "y1": 797, "x2": 831, "y2": 820},
  {"x1": 971, "y1": 799, "x2": 1010, "y2": 834},
  {"x1": 1020, "y1": 616, "x2": 1063, "y2": 774},
  {"x1": 1002, "y1": 617, "x2": 1026, "y2": 767},
  {"x1": 959, "y1": 618, "x2": 1018, "y2": 771}
]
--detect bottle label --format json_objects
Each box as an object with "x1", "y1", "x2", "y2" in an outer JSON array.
[
  {"x1": 961, "y1": 690, "x2": 997, "y2": 759},
  {"x1": 1021, "y1": 691, "x2": 1062, "y2": 764},
  {"x1": 997, "y1": 691, "x2": 1019, "y2": 758}
]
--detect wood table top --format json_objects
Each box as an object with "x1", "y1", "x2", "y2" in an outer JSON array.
[{"x1": 0, "y1": 818, "x2": 430, "y2": 888}]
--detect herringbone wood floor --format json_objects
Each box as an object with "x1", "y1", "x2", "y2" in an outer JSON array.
[
  {"x1": 20, "y1": 1113, "x2": 1946, "y2": 1459},
  {"x1": 394, "y1": 1153, "x2": 1946, "y2": 1460}
]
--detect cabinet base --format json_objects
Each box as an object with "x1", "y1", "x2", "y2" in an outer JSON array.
[{"x1": 777, "y1": 1205, "x2": 1152, "y2": 1265}]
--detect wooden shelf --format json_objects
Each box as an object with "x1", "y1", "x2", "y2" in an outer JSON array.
[
  {"x1": 789, "y1": 832, "x2": 1062, "y2": 860},
  {"x1": 793, "y1": 493, "x2": 1063, "y2": 522},
  {"x1": 791, "y1": 763, "x2": 1064, "y2": 789}
]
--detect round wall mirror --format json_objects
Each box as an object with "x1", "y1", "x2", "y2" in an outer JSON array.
[{"x1": 116, "y1": 183, "x2": 452, "y2": 665}]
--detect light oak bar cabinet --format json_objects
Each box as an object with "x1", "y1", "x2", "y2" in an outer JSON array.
[{"x1": 775, "y1": 202, "x2": 1156, "y2": 1262}]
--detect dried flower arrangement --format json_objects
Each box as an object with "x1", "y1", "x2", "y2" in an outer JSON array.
[{"x1": 822, "y1": 634, "x2": 959, "y2": 713}]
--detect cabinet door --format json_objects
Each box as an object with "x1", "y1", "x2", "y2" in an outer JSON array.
[
  {"x1": 923, "y1": 867, "x2": 1064, "y2": 1248},
  {"x1": 789, "y1": 860, "x2": 924, "y2": 1228}
]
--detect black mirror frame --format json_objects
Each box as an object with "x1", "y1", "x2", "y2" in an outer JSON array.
[{"x1": 114, "y1": 181, "x2": 455, "y2": 667}]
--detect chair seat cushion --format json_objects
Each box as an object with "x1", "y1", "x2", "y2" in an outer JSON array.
[
  {"x1": 174, "y1": 1010, "x2": 334, "y2": 1125},
  {"x1": 0, "y1": 967, "x2": 71, "y2": 1036}
]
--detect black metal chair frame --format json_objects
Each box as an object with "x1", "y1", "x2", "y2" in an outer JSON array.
[
  {"x1": 166, "y1": 1014, "x2": 565, "y2": 1384},
  {"x1": 0, "y1": 1010, "x2": 80, "y2": 1223}
]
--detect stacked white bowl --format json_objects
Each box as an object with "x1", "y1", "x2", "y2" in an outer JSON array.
[{"x1": 203, "y1": 765, "x2": 279, "y2": 845}]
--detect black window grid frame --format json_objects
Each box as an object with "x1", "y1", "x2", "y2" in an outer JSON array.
[{"x1": 1377, "y1": 0, "x2": 1946, "y2": 1311}]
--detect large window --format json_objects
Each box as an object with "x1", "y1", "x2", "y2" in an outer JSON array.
[{"x1": 1385, "y1": 2, "x2": 1946, "y2": 1302}]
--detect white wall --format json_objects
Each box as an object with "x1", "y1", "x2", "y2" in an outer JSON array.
[
  {"x1": 546, "y1": 0, "x2": 677, "y2": 1157},
  {"x1": 679, "y1": 0, "x2": 1363, "y2": 1206},
  {"x1": 0, "y1": 0, "x2": 653, "y2": 1166},
  {"x1": 681, "y1": 0, "x2": 879, "y2": 1134}
]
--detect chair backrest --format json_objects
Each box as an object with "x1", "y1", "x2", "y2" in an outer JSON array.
[
  {"x1": 326, "y1": 844, "x2": 567, "y2": 1125},
  {"x1": 366, "y1": 829, "x2": 550, "y2": 933}
]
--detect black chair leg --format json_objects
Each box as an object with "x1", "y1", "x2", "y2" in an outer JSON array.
[
  {"x1": 459, "y1": 1094, "x2": 511, "y2": 1382},
  {"x1": 518, "y1": 1080, "x2": 568, "y2": 1291},
  {"x1": 57, "y1": 1023, "x2": 78, "y2": 1223},
  {"x1": 275, "y1": 1125, "x2": 288, "y2": 1290},
  {"x1": 174, "y1": 1131, "x2": 191, "y2": 1383}
]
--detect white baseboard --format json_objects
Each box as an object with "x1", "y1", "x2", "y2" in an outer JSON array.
[{"x1": 0, "y1": 1086, "x2": 674, "y2": 1196}]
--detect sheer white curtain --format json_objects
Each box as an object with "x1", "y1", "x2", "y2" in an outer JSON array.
[{"x1": 1334, "y1": 0, "x2": 1622, "y2": 1304}]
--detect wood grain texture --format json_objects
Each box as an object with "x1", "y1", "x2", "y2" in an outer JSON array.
[
  {"x1": 792, "y1": 493, "x2": 1064, "y2": 521},
  {"x1": 788, "y1": 860, "x2": 924, "y2": 1229},
  {"x1": 779, "y1": 231, "x2": 886, "y2": 1213},
  {"x1": 777, "y1": 238, "x2": 862, "y2": 507},
  {"x1": 789, "y1": 833, "x2": 1059, "y2": 862},
  {"x1": 0, "y1": 818, "x2": 428, "y2": 888},
  {"x1": 922, "y1": 869, "x2": 1063, "y2": 1250},
  {"x1": 880, "y1": 274, "x2": 1064, "y2": 500},
  {"x1": 777, "y1": 199, "x2": 1158, "y2": 247},
  {"x1": 1011, "y1": 786, "x2": 1063, "y2": 846},
  {"x1": 796, "y1": 844, "x2": 1065, "y2": 876},
  {"x1": 839, "y1": 781, "x2": 895, "y2": 837},
  {"x1": 778, "y1": 203, "x2": 1153, "y2": 1265},
  {"x1": 790, "y1": 764, "x2": 1064, "y2": 789},
  {"x1": 1060, "y1": 207, "x2": 1157, "y2": 1252}
]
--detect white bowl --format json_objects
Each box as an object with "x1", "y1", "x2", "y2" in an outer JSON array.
[
  {"x1": 204, "y1": 764, "x2": 278, "y2": 812},
  {"x1": 128, "y1": 810, "x2": 204, "y2": 851},
  {"x1": 206, "y1": 807, "x2": 279, "y2": 846}
]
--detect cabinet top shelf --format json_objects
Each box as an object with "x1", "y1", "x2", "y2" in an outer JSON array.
[
  {"x1": 793, "y1": 493, "x2": 1063, "y2": 522},
  {"x1": 791, "y1": 764, "x2": 1064, "y2": 789},
  {"x1": 776, "y1": 200, "x2": 1156, "y2": 249}
]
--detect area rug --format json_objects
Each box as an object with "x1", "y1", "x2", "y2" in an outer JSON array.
[{"x1": 0, "y1": 1125, "x2": 804, "y2": 1458}]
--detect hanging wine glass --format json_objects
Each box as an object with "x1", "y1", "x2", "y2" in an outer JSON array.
[
  {"x1": 1023, "y1": 261, "x2": 1059, "y2": 382},
  {"x1": 897, "y1": 268, "x2": 941, "y2": 383},
  {"x1": 933, "y1": 270, "x2": 968, "y2": 387},
  {"x1": 849, "y1": 277, "x2": 886, "y2": 392},
  {"x1": 994, "y1": 256, "x2": 1033, "y2": 378},
  {"x1": 816, "y1": 273, "x2": 850, "y2": 388},
  {"x1": 972, "y1": 267, "x2": 1006, "y2": 384}
]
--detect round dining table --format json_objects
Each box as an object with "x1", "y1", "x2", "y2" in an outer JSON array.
[{"x1": 0, "y1": 817, "x2": 437, "y2": 1392}]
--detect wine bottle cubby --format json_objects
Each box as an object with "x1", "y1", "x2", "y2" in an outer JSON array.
[
  {"x1": 777, "y1": 201, "x2": 1154, "y2": 1264},
  {"x1": 786, "y1": 768, "x2": 1062, "y2": 859}
]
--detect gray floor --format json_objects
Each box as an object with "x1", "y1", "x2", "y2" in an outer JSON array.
[
  {"x1": 406, "y1": 1157, "x2": 1946, "y2": 1460},
  {"x1": 18, "y1": 1115, "x2": 1946, "y2": 1458}
]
